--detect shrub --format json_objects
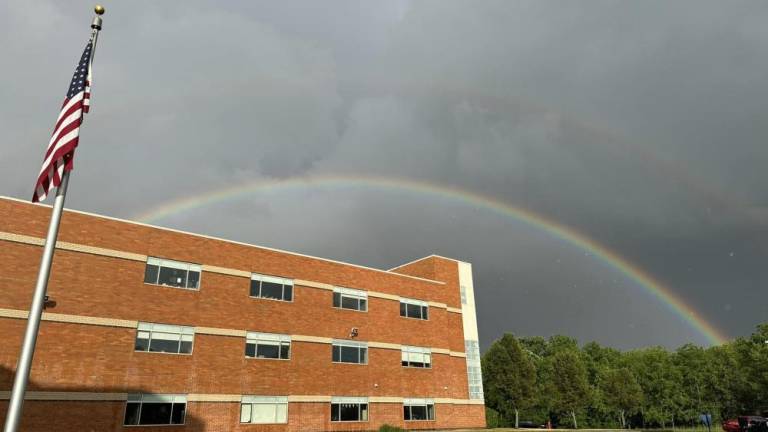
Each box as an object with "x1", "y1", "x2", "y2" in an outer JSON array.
[{"x1": 485, "y1": 406, "x2": 504, "y2": 428}]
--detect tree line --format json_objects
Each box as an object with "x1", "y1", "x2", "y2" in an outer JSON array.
[{"x1": 481, "y1": 323, "x2": 768, "y2": 429}]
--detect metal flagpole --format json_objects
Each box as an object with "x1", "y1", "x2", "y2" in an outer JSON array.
[{"x1": 3, "y1": 6, "x2": 104, "y2": 432}]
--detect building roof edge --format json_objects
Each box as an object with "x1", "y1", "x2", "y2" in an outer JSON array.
[
  {"x1": 0, "y1": 195, "x2": 445, "y2": 286},
  {"x1": 387, "y1": 254, "x2": 470, "y2": 272}
]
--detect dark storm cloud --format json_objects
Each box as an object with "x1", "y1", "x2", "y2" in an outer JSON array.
[{"x1": 2, "y1": 0, "x2": 766, "y2": 349}]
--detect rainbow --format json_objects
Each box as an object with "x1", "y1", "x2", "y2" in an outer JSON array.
[{"x1": 134, "y1": 174, "x2": 728, "y2": 345}]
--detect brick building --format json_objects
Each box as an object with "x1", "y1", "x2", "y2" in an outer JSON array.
[{"x1": 0, "y1": 196, "x2": 485, "y2": 431}]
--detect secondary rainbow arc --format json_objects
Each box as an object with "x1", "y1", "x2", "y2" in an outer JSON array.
[{"x1": 134, "y1": 174, "x2": 728, "y2": 345}]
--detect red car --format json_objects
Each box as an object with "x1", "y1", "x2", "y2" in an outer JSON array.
[{"x1": 723, "y1": 418, "x2": 740, "y2": 432}]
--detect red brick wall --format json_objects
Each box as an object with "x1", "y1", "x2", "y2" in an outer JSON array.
[
  {"x1": 0, "y1": 401, "x2": 125, "y2": 432},
  {"x1": 0, "y1": 401, "x2": 485, "y2": 432},
  {"x1": 0, "y1": 198, "x2": 485, "y2": 430},
  {"x1": 0, "y1": 242, "x2": 466, "y2": 353},
  {"x1": 0, "y1": 319, "x2": 470, "y2": 398},
  {"x1": 391, "y1": 256, "x2": 464, "y2": 312},
  {"x1": 0, "y1": 199, "x2": 461, "y2": 307},
  {"x1": 390, "y1": 258, "x2": 438, "y2": 281}
]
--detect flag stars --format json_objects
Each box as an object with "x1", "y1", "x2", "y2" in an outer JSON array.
[{"x1": 64, "y1": 41, "x2": 93, "y2": 99}]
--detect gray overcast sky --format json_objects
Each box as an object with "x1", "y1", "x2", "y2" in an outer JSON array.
[{"x1": 2, "y1": 0, "x2": 767, "y2": 350}]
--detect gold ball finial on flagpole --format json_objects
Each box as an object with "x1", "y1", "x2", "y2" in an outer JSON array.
[{"x1": 91, "y1": 4, "x2": 104, "y2": 30}]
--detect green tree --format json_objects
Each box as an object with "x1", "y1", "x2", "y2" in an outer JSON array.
[
  {"x1": 583, "y1": 341, "x2": 621, "y2": 385},
  {"x1": 705, "y1": 344, "x2": 747, "y2": 418},
  {"x1": 550, "y1": 349, "x2": 590, "y2": 428},
  {"x1": 482, "y1": 321, "x2": 767, "y2": 429},
  {"x1": 674, "y1": 344, "x2": 711, "y2": 423},
  {"x1": 626, "y1": 347, "x2": 685, "y2": 428},
  {"x1": 582, "y1": 341, "x2": 622, "y2": 427},
  {"x1": 732, "y1": 323, "x2": 768, "y2": 413},
  {"x1": 482, "y1": 333, "x2": 537, "y2": 428},
  {"x1": 520, "y1": 336, "x2": 548, "y2": 359},
  {"x1": 547, "y1": 335, "x2": 580, "y2": 356},
  {"x1": 601, "y1": 367, "x2": 643, "y2": 428},
  {"x1": 522, "y1": 337, "x2": 554, "y2": 426}
]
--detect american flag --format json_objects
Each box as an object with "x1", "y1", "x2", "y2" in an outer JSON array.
[{"x1": 32, "y1": 38, "x2": 94, "y2": 203}]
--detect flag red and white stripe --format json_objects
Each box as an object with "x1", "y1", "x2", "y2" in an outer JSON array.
[{"x1": 32, "y1": 38, "x2": 93, "y2": 203}]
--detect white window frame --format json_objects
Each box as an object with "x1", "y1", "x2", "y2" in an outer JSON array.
[
  {"x1": 135, "y1": 322, "x2": 195, "y2": 355},
  {"x1": 399, "y1": 297, "x2": 429, "y2": 320},
  {"x1": 144, "y1": 257, "x2": 201, "y2": 290},
  {"x1": 245, "y1": 332, "x2": 291, "y2": 360},
  {"x1": 332, "y1": 340, "x2": 368, "y2": 365},
  {"x1": 403, "y1": 398, "x2": 435, "y2": 421},
  {"x1": 250, "y1": 273, "x2": 294, "y2": 302},
  {"x1": 330, "y1": 397, "x2": 369, "y2": 422},
  {"x1": 333, "y1": 287, "x2": 368, "y2": 312},
  {"x1": 401, "y1": 345, "x2": 432, "y2": 368},
  {"x1": 240, "y1": 396, "x2": 288, "y2": 424},
  {"x1": 124, "y1": 394, "x2": 187, "y2": 426}
]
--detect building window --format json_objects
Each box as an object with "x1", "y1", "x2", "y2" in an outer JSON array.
[
  {"x1": 460, "y1": 285, "x2": 468, "y2": 305},
  {"x1": 403, "y1": 398, "x2": 435, "y2": 421},
  {"x1": 246, "y1": 332, "x2": 290, "y2": 360},
  {"x1": 468, "y1": 365, "x2": 484, "y2": 399},
  {"x1": 124, "y1": 394, "x2": 186, "y2": 426},
  {"x1": 250, "y1": 274, "x2": 293, "y2": 302},
  {"x1": 330, "y1": 397, "x2": 368, "y2": 422},
  {"x1": 465, "y1": 339, "x2": 485, "y2": 400},
  {"x1": 332, "y1": 287, "x2": 367, "y2": 312},
  {"x1": 135, "y1": 322, "x2": 194, "y2": 355},
  {"x1": 240, "y1": 396, "x2": 288, "y2": 424},
  {"x1": 401, "y1": 346, "x2": 432, "y2": 368},
  {"x1": 332, "y1": 340, "x2": 368, "y2": 364},
  {"x1": 399, "y1": 298, "x2": 428, "y2": 320},
  {"x1": 144, "y1": 257, "x2": 201, "y2": 290}
]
